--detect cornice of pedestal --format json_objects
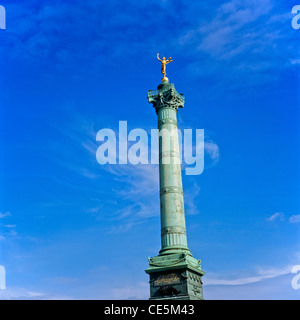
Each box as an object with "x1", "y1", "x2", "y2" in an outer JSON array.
[
  {"x1": 145, "y1": 251, "x2": 205, "y2": 276},
  {"x1": 147, "y1": 83, "x2": 185, "y2": 114}
]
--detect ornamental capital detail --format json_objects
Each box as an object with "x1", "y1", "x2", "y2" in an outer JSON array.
[{"x1": 147, "y1": 83, "x2": 185, "y2": 114}]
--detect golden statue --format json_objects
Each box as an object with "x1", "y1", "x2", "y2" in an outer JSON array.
[{"x1": 157, "y1": 53, "x2": 173, "y2": 82}]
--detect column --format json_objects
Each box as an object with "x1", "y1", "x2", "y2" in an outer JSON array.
[{"x1": 148, "y1": 82, "x2": 190, "y2": 255}]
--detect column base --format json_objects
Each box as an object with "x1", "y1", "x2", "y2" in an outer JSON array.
[
  {"x1": 145, "y1": 252, "x2": 205, "y2": 300},
  {"x1": 159, "y1": 245, "x2": 191, "y2": 256}
]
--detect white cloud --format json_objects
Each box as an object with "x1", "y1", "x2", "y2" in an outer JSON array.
[
  {"x1": 0, "y1": 212, "x2": 11, "y2": 219},
  {"x1": 179, "y1": 0, "x2": 273, "y2": 58},
  {"x1": 205, "y1": 141, "x2": 220, "y2": 161},
  {"x1": 289, "y1": 215, "x2": 300, "y2": 224},
  {"x1": 106, "y1": 220, "x2": 141, "y2": 234},
  {"x1": 203, "y1": 264, "x2": 300, "y2": 300},
  {"x1": 199, "y1": 0, "x2": 273, "y2": 57},
  {"x1": 177, "y1": 0, "x2": 298, "y2": 88},
  {"x1": 266, "y1": 212, "x2": 285, "y2": 222},
  {"x1": 205, "y1": 264, "x2": 292, "y2": 286},
  {"x1": 265, "y1": 213, "x2": 300, "y2": 224}
]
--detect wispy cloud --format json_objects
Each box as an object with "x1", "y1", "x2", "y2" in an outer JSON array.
[
  {"x1": 205, "y1": 141, "x2": 220, "y2": 162},
  {"x1": 196, "y1": 0, "x2": 273, "y2": 57},
  {"x1": 266, "y1": 212, "x2": 285, "y2": 222},
  {"x1": 0, "y1": 212, "x2": 11, "y2": 219},
  {"x1": 177, "y1": 0, "x2": 299, "y2": 88},
  {"x1": 60, "y1": 114, "x2": 219, "y2": 229},
  {"x1": 205, "y1": 264, "x2": 292, "y2": 286},
  {"x1": 0, "y1": 212, "x2": 13, "y2": 241},
  {"x1": 289, "y1": 215, "x2": 300, "y2": 224},
  {"x1": 266, "y1": 212, "x2": 300, "y2": 224},
  {"x1": 107, "y1": 220, "x2": 142, "y2": 234}
]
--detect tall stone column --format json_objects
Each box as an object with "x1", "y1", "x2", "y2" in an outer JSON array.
[{"x1": 145, "y1": 80, "x2": 205, "y2": 300}]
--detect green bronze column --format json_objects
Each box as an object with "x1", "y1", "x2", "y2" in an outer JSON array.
[
  {"x1": 145, "y1": 55, "x2": 205, "y2": 300},
  {"x1": 149, "y1": 82, "x2": 189, "y2": 255}
]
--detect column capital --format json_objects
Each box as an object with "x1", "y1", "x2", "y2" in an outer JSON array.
[{"x1": 147, "y1": 83, "x2": 185, "y2": 114}]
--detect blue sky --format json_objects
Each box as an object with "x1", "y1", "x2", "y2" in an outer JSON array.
[{"x1": 0, "y1": 0, "x2": 299, "y2": 299}]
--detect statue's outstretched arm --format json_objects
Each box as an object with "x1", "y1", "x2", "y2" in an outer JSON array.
[{"x1": 157, "y1": 53, "x2": 162, "y2": 62}]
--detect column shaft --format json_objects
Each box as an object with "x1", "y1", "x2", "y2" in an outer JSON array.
[{"x1": 157, "y1": 107, "x2": 188, "y2": 254}]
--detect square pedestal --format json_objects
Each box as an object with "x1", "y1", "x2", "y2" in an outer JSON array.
[{"x1": 145, "y1": 253, "x2": 204, "y2": 300}]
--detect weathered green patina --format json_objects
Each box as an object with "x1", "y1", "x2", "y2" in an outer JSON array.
[{"x1": 145, "y1": 81, "x2": 205, "y2": 300}]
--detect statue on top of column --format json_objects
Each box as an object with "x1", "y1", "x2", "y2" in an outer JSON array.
[{"x1": 157, "y1": 53, "x2": 173, "y2": 82}]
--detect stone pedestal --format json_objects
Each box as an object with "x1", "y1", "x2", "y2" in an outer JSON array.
[{"x1": 146, "y1": 253, "x2": 204, "y2": 300}]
